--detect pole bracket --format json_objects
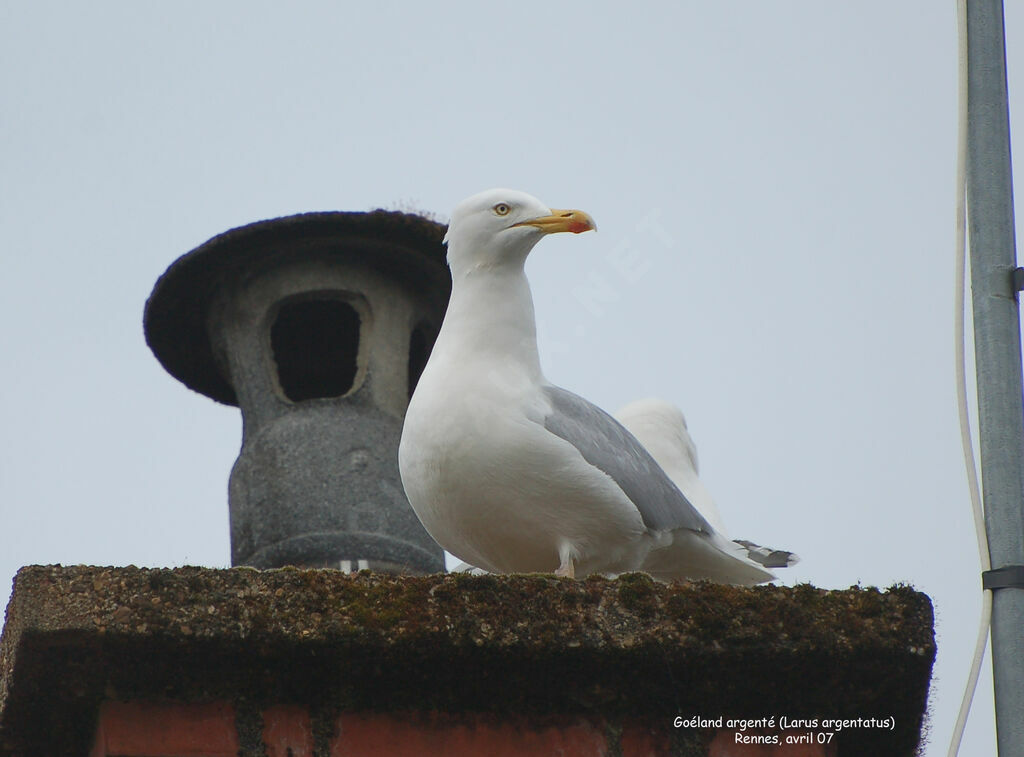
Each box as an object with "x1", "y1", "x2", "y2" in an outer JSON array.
[
  {"x1": 982, "y1": 565, "x2": 1024, "y2": 590},
  {"x1": 1012, "y1": 267, "x2": 1024, "y2": 295}
]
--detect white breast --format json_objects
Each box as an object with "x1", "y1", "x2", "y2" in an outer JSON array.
[{"x1": 400, "y1": 366, "x2": 647, "y2": 574}]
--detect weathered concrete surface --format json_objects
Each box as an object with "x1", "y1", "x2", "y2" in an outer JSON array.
[
  {"x1": 144, "y1": 210, "x2": 449, "y2": 407},
  {"x1": 0, "y1": 566, "x2": 934, "y2": 756},
  {"x1": 144, "y1": 211, "x2": 451, "y2": 574}
]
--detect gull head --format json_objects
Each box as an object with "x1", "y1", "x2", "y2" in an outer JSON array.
[{"x1": 443, "y1": 188, "x2": 595, "y2": 275}]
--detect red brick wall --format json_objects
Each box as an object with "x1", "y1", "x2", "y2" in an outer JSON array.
[{"x1": 89, "y1": 700, "x2": 836, "y2": 757}]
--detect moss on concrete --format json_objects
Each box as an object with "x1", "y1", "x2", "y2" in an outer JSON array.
[{"x1": 0, "y1": 565, "x2": 934, "y2": 756}]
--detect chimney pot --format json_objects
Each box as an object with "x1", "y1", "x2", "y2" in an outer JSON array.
[{"x1": 144, "y1": 210, "x2": 450, "y2": 574}]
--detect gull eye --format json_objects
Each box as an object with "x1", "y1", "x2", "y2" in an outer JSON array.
[{"x1": 493, "y1": 203, "x2": 511, "y2": 216}]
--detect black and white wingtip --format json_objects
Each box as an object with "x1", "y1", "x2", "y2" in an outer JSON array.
[{"x1": 734, "y1": 539, "x2": 800, "y2": 570}]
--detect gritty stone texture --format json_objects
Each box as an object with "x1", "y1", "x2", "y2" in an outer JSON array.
[
  {"x1": 0, "y1": 566, "x2": 934, "y2": 757},
  {"x1": 145, "y1": 211, "x2": 450, "y2": 573},
  {"x1": 227, "y1": 399, "x2": 443, "y2": 573},
  {"x1": 144, "y1": 210, "x2": 449, "y2": 407}
]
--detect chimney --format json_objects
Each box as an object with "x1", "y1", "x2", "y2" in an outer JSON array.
[
  {"x1": 143, "y1": 210, "x2": 449, "y2": 574},
  {"x1": 0, "y1": 567, "x2": 936, "y2": 756}
]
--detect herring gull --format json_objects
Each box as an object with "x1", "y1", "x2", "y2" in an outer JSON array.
[
  {"x1": 615, "y1": 398, "x2": 797, "y2": 577},
  {"x1": 399, "y1": 188, "x2": 797, "y2": 585}
]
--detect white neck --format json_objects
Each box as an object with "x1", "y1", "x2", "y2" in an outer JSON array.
[{"x1": 430, "y1": 260, "x2": 543, "y2": 385}]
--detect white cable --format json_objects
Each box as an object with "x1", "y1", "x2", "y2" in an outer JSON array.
[{"x1": 947, "y1": 0, "x2": 993, "y2": 754}]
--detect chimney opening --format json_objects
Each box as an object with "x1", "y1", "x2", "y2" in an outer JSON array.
[{"x1": 271, "y1": 297, "x2": 361, "y2": 401}]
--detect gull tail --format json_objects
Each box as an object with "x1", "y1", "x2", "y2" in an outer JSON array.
[{"x1": 734, "y1": 539, "x2": 800, "y2": 569}]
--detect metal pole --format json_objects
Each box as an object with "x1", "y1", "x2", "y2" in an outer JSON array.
[{"x1": 966, "y1": 1, "x2": 1024, "y2": 754}]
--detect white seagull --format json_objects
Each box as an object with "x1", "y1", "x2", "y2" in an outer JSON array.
[
  {"x1": 614, "y1": 398, "x2": 797, "y2": 575},
  {"x1": 399, "y1": 189, "x2": 797, "y2": 585},
  {"x1": 614, "y1": 398, "x2": 729, "y2": 535}
]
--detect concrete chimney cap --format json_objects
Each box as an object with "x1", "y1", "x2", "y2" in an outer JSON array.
[{"x1": 144, "y1": 210, "x2": 450, "y2": 406}]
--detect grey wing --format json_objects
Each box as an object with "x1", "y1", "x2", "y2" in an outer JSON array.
[{"x1": 541, "y1": 385, "x2": 713, "y2": 534}]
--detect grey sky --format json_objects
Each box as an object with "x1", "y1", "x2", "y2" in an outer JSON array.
[{"x1": 0, "y1": 2, "x2": 1009, "y2": 752}]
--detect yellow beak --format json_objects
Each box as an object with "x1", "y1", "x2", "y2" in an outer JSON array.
[{"x1": 512, "y1": 208, "x2": 597, "y2": 235}]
